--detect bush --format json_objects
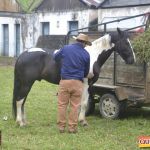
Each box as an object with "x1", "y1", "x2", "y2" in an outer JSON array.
[{"x1": 132, "y1": 28, "x2": 150, "y2": 63}]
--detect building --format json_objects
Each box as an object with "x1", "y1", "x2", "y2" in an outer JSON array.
[
  {"x1": 0, "y1": 0, "x2": 21, "y2": 12},
  {"x1": 98, "y1": 0, "x2": 150, "y2": 31},
  {"x1": 0, "y1": 0, "x2": 23, "y2": 57},
  {"x1": 0, "y1": 0, "x2": 150, "y2": 57}
]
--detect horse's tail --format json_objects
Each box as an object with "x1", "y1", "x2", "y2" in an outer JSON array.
[{"x1": 12, "y1": 61, "x2": 21, "y2": 119}]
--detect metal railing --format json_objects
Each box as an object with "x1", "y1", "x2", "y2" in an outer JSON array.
[{"x1": 65, "y1": 12, "x2": 150, "y2": 44}]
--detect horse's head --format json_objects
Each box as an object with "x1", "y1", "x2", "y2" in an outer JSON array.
[{"x1": 111, "y1": 28, "x2": 136, "y2": 64}]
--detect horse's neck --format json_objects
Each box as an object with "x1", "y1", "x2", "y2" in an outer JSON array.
[
  {"x1": 86, "y1": 43, "x2": 102, "y2": 56},
  {"x1": 86, "y1": 40, "x2": 107, "y2": 60},
  {"x1": 97, "y1": 48, "x2": 114, "y2": 68},
  {"x1": 86, "y1": 37, "x2": 114, "y2": 65}
]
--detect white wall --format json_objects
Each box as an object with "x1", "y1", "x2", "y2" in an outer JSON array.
[
  {"x1": 0, "y1": 16, "x2": 22, "y2": 57},
  {"x1": 0, "y1": 9, "x2": 90, "y2": 57},
  {"x1": 22, "y1": 14, "x2": 39, "y2": 49},
  {"x1": 98, "y1": 6, "x2": 150, "y2": 31},
  {"x1": 38, "y1": 10, "x2": 89, "y2": 35},
  {"x1": 23, "y1": 10, "x2": 90, "y2": 50},
  {"x1": 1, "y1": 6, "x2": 150, "y2": 57}
]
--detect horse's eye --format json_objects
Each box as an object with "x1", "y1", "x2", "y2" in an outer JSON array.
[{"x1": 126, "y1": 40, "x2": 130, "y2": 45}]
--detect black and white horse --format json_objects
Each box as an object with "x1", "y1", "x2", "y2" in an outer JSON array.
[{"x1": 12, "y1": 28, "x2": 136, "y2": 126}]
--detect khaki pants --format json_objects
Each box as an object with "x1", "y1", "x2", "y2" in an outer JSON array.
[{"x1": 57, "y1": 79, "x2": 83, "y2": 131}]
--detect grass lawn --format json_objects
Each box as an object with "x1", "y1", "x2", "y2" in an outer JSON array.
[{"x1": 0, "y1": 66, "x2": 150, "y2": 150}]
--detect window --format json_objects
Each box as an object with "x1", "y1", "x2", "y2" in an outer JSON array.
[
  {"x1": 15, "y1": 24, "x2": 20, "y2": 57},
  {"x1": 41, "y1": 22, "x2": 49, "y2": 35},
  {"x1": 3, "y1": 24, "x2": 9, "y2": 56},
  {"x1": 68, "y1": 21, "x2": 78, "y2": 35}
]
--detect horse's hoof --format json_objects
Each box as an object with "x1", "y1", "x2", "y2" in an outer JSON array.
[
  {"x1": 80, "y1": 120, "x2": 88, "y2": 127},
  {"x1": 20, "y1": 124, "x2": 26, "y2": 127},
  {"x1": 16, "y1": 120, "x2": 26, "y2": 127}
]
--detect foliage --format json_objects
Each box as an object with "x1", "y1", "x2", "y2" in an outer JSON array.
[
  {"x1": 17, "y1": 0, "x2": 42, "y2": 12},
  {"x1": 132, "y1": 28, "x2": 150, "y2": 63},
  {"x1": 0, "y1": 66, "x2": 150, "y2": 149}
]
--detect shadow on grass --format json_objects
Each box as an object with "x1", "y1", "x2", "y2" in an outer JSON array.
[{"x1": 124, "y1": 107, "x2": 150, "y2": 119}]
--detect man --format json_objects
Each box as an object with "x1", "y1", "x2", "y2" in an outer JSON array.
[{"x1": 53, "y1": 33, "x2": 92, "y2": 133}]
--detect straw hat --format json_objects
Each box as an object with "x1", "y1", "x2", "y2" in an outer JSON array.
[{"x1": 73, "y1": 33, "x2": 92, "y2": 46}]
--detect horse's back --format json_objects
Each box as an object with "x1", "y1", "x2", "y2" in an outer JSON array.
[{"x1": 15, "y1": 48, "x2": 60, "y2": 84}]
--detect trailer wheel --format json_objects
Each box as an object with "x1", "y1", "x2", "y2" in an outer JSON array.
[
  {"x1": 85, "y1": 97, "x2": 95, "y2": 116},
  {"x1": 99, "y1": 94, "x2": 124, "y2": 119}
]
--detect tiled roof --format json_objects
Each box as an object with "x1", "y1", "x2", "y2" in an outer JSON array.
[
  {"x1": 35, "y1": 0, "x2": 88, "y2": 12},
  {"x1": 35, "y1": 0, "x2": 150, "y2": 11}
]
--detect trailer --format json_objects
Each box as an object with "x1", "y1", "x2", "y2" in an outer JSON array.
[
  {"x1": 86, "y1": 53, "x2": 150, "y2": 119},
  {"x1": 65, "y1": 12, "x2": 150, "y2": 119},
  {"x1": 36, "y1": 12, "x2": 150, "y2": 119}
]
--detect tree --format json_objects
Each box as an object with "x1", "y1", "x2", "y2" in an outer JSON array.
[
  {"x1": 17, "y1": 0, "x2": 42, "y2": 12},
  {"x1": 132, "y1": 27, "x2": 150, "y2": 63}
]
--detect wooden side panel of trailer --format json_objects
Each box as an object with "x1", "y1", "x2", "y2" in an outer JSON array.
[
  {"x1": 97, "y1": 53, "x2": 147, "y2": 103},
  {"x1": 115, "y1": 54, "x2": 145, "y2": 87}
]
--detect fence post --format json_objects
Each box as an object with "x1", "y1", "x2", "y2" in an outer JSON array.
[{"x1": 104, "y1": 24, "x2": 107, "y2": 33}]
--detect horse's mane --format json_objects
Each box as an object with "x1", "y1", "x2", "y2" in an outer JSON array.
[{"x1": 85, "y1": 34, "x2": 114, "y2": 53}]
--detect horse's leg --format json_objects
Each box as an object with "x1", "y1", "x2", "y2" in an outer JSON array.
[
  {"x1": 16, "y1": 82, "x2": 34, "y2": 126},
  {"x1": 16, "y1": 98, "x2": 25, "y2": 126},
  {"x1": 78, "y1": 78, "x2": 89, "y2": 126},
  {"x1": 21, "y1": 97, "x2": 27, "y2": 125}
]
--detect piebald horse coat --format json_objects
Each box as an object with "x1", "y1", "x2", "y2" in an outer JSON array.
[{"x1": 12, "y1": 28, "x2": 135, "y2": 126}]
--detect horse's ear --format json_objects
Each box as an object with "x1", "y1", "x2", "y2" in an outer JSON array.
[{"x1": 117, "y1": 28, "x2": 124, "y2": 37}]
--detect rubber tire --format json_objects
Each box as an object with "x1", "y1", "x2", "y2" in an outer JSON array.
[
  {"x1": 99, "y1": 93, "x2": 126, "y2": 119},
  {"x1": 85, "y1": 97, "x2": 95, "y2": 116}
]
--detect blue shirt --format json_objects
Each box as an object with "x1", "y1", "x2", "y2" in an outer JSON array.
[{"x1": 53, "y1": 42, "x2": 90, "y2": 81}]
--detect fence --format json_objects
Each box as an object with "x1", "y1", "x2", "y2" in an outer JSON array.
[{"x1": 65, "y1": 12, "x2": 150, "y2": 44}]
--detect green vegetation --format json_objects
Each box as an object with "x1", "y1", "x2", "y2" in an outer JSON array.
[
  {"x1": 17, "y1": 0, "x2": 42, "y2": 12},
  {"x1": 0, "y1": 66, "x2": 150, "y2": 149},
  {"x1": 133, "y1": 28, "x2": 150, "y2": 63}
]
